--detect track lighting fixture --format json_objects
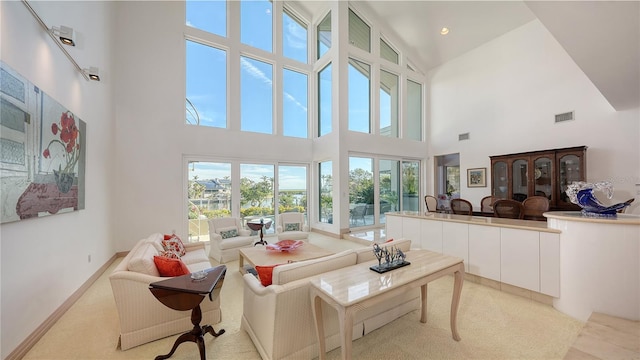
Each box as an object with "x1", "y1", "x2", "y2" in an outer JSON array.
[
  {"x1": 51, "y1": 25, "x2": 75, "y2": 46},
  {"x1": 83, "y1": 67, "x2": 100, "y2": 81},
  {"x1": 23, "y1": 0, "x2": 102, "y2": 82}
]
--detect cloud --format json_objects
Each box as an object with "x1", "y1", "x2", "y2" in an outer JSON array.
[
  {"x1": 240, "y1": 57, "x2": 273, "y2": 87},
  {"x1": 284, "y1": 91, "x2": 307, "y2": 112},
  {"x1": 284, "y1": 21, "x2": 307, "y2": 50}
]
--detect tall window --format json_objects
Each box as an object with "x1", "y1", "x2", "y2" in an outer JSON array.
[
  {"x1": 319, "y1": 161, "x2": 333, "y2": 223},
  {"x1": 186, "y1": 41, "x2": 227, "y2": 127},
  {"x1": 379, "y1": 159, "x2": 399, "y2": 223},
  {"x1": 241, "y1": 56, "x2": 273, "y2": 134},
  {"x1": 283, "y1": 9, "x2": 307, "y2": 63},
  {"x1": 317, "y1": 12, "x2": 331, "y2": 59},
  {"x1": 187, "y1": 162, "x2": 232, "y2": 241},
  {"x1": 349, "y1": 157, "x2": 374, "y2": 227},
  {"x1": 348, "y1": 58, "x2": 370, "y2": 133},
  {"x1": 283, "y1": 69, "x2": 308, "y2": 138},
  {"x1": 240, "y1": 0, "x2": 272, "y2": 52},
  {"x1": 186, "y1": 0, "x2": 226, "y2": 37},
  {"x1": 240, "y1": 164, "x2": 275, "y2": 233},
  {"x1": 349, "y1": 9, "x2": 370, "y2": 53},
  {"x1": 402, "y1": 161, "x2": 420, "y2": 211},
  {"x1": 278, "y1": 165, "x2": 308, "y2": 215},
  {"x1": 186, "y1": 1, "x2": 310, "y2": 134},
  {"x1": 379, "y1": 70, "x2": 398, "y2": 137},
  {"x1": 445, "y1": 166, "x2": 460, "y2": 196},
  {"x1": 318, "y1": 63, "x2": 332, "y2": 136},
  {"x1": 406, "y1": 80, "x2": 422, "y2": 141},
  {"x1": 380, "y1": 38, "x2": 398, "y2": 64}
]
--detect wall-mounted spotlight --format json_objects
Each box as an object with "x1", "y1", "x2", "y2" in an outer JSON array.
[
  {"x1": 83, "y1": 67, "x2": 100, "y2": 81},
  {"x1": 50, "y1": 25, "x2": 75, "y2": 46}
]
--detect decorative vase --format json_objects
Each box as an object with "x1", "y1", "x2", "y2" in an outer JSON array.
[
  {"x1": 566, "y1": 181, "x2": 633, "y2": 217},
  {"x1": 53, "y1": 170, "x2": 75, "y2": 193}
]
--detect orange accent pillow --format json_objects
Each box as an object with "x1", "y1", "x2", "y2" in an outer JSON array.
[
  {"x1": 255, "y1": 264, "x2": 284, "y2": 287},
  {"x1": 385, "y1": 238, "x2": 394, "y2": 243},
  {"x1": 153, "y1": 256, "x2": 190, "y2": 277}
]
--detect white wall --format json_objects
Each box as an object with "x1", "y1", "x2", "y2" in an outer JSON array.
[
  {"x1": 428, "y1": 20, "x2": 640, "y2": 213},
  {"x1": 0, "y1": 1, "x2": 115, "y2": 358}
]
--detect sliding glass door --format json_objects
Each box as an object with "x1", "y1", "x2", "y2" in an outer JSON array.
[
  {"x1": 349, "y1": 156, "x2": 419, "y2": 229},
  {"x1": 187, "y1": 159, "x2": 308, "y2": 241},
  {"x1": 187, "y1": 161, "x2": 232, "y2": 241}
]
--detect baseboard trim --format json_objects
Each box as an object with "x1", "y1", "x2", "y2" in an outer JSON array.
[{"x1": 5, "y1": 254, "x2": 118, "y2": 360}]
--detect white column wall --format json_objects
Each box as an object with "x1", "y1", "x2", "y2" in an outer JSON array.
[
  {"x1": 428, "y1": 20, "x2": 640, "y2": 213},
  {"x1": 0, "y1": 1, "x2": 115, "y2": 358}
]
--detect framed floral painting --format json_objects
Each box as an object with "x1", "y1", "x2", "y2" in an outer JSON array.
[{"x1": 0, "y1": 61, "x2": 86, "y2": 223}]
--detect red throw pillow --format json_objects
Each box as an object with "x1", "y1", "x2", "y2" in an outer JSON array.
[
  {"x1": 162, "y1": 234, "x2": 186, "y2": 257},
  {"x1": 153, "y1": 256, "x2": 190, "y2": 277},
  {"x1": 255, "y1": 264, "x2": 284, "y2": 287},
  {"x1": 384, "y1": 238, "x2": 394, "y2": 243}
]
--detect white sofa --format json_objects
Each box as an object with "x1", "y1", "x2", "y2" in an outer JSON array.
[
  {"x1": 275, "y1": 212, "x2": 309, "y2": 241},
  {"x1": 208, "y1": 217, "x2": 255, "y2": 263},
  {"x1": 109, "y1": 233, "x2": 221, "y2": 350},
  {"x1": 241, "y1": 238, "x2": 420, "y2": 360}
]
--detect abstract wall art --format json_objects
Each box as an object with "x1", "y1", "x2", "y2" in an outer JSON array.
[{"x1": 1, "y1": 61, "x2": 86, "y2": 223}]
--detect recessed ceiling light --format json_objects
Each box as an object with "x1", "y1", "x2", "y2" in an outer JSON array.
[{"x1": 440, "y1": 27, "x2": 450, "y2": 35}]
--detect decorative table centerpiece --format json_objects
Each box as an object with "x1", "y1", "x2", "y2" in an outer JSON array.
[
  {"x1": 565, "y1": 181, "x2": 634, "y2": 217},
  {"x1": 266, "y1": 239, "x2": 304, "y2": 252},
  {"x1": 370, "y1": 243, "x2": 410, "y2": 274}
]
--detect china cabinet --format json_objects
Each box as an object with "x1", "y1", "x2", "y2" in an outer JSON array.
[{"x1": 490, "y1": 146, "x2": 586, "y2": 210}]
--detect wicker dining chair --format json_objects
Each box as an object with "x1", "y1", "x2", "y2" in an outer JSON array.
[
  {"x1": 481, "y1": 195, "x2": 499, "y2": 214},
  {"x1": 493, "y1": 199, "x2": 525, "y2": 219},
  {"x1": 522, "y1": 196, "x2": 549, "y2": 221},
  {"x1": 450, "y1": 198, "x2": 473, "y2": 215},
  {"x1": 424, "y1": 195, "x2": 438, "y2": 212}
]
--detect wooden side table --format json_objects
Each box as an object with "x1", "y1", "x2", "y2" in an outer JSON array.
[
  {"x1": 149, "y1": 265, "x2": 226, "y2": 360},
  {"x1": 247, "y1": 218, "x2": 272, "y2": 246}
]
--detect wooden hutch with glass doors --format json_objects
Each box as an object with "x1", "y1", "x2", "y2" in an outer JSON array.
[{"x1": 490, "y1": 146, "x2": 587, "y2": 210}]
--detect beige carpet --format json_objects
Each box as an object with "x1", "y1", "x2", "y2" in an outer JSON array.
[{"x1": 22, "y1": 233, "x2": 584, "y2": 360}]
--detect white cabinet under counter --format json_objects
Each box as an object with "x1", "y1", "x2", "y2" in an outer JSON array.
[
  {"x1": 421, "y1": 219, "x2": 443, "y2": 253},
  {"x1": 500, "y1": 228, "x2": 540, "y2": 293},
  {"x1": 385, "y1": 211, "x2": 560, "y2": 297},
  {"x1": 468, "y1": 224, "x2": 501, "y2": 282},
  {"x1": 442, "y1": 222, "x2": 469, "y2": 270}
]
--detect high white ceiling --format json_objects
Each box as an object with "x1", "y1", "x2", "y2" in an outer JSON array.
[{"x1": 295, "y1": 1, "x2": 640, "y2": 111}]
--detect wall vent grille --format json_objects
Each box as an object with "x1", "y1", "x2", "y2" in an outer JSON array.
[
  {"x1": 458, "y1": 133, "x2": 470, "y2": 141},
  {"x1": 555, "y1": 111, "x2": 574, "y2": 123}
]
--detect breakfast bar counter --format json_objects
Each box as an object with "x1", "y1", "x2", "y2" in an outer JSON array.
[
  {"x1": 388, "y1": 211, "x2": 558, "y2": 232},
  {"x1": 386, "y1": 211, "x2": 640, "y2": 322}
]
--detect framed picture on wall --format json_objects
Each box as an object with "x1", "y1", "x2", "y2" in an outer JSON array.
[{"x1": 467, "y1": 168, "x2": 486, "y2": 188}]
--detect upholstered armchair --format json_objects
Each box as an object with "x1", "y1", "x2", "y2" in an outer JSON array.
[
  {"x1": 275, "y1": 212, "x2": 309, "y2": 241},
  {"x1": 208, "y1": 217, "x2": 255, "y2": 263}
]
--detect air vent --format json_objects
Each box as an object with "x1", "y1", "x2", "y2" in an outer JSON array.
[
  {"x1": 458, "y1": 132, "x2": 470, "y2": 141},
  {"x1": 555, "y1": 111, "x2": 574, "y2": 123}
]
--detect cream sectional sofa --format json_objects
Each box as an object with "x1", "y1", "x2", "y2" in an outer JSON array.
[
  {"x1": 241, "y1": 238, "x2": 420, "y2": 360},
  {"x1": 109, "y1": 233, "x2": 221, "y2": 350}
]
